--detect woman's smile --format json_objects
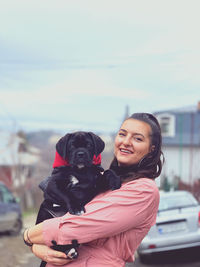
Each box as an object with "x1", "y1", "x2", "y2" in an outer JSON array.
[{"x1": 119, "y1": 148, "x2": 133, "y2": 155}]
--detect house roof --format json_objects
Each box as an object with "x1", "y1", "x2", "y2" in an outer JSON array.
[{"x1": 155, "y1": 103, "x2": 200, "y2": 114}]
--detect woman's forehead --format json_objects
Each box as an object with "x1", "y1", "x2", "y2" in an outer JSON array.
[{"x1": 120, "y1": 118, "x2": 152, "y2": 136}]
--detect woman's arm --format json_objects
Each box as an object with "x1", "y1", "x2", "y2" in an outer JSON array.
[
  {"x1": 26, "y1": 178, "x2": 159, "y2": 247},
  {"x1": 23, "y1": 223, "x2": 43, "y2": 244}
]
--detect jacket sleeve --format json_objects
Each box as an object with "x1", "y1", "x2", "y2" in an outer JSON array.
[{"x1": 42, "y1": 178, "x2": 159, "y2": 246}]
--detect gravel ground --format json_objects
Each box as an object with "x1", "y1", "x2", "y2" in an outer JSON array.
[{"x1": 0, "y1": 213, "x2": 40, "y2": 267}]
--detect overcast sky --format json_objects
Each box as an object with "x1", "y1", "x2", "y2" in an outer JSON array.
[{"x1": 0, "y1": 0, "x2": 200, "y2": 134}]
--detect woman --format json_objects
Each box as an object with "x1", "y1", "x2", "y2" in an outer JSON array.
[{"x1": 23, "y1": 113, "x2": 163, "y2": 266}]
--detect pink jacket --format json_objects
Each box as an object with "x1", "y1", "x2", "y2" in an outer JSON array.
[{"x1": 42, "y1": 178, "x2": 160, "y2": 267}]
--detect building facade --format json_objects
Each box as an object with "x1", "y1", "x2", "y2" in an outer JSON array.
[{"x1": 154, "y1": 101, "x2": 200, "y2": 185}]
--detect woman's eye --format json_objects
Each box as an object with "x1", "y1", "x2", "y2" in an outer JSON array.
[
  {"x1": 135, "y1": 137, "x2": 143, "y2": 142},
  {"x1": 118, "y1": 132, "x2": 125, "y2": 136}
]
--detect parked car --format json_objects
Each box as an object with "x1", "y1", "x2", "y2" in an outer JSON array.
[
  {"x1": 137, "y1": 190, "x2": 200, "y2": 262},
  {"x1": 0, "y1": 182, "x2": 22, "y2": 235}
]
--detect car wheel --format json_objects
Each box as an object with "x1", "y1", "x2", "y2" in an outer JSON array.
[
  {"x1": 138, "y1": 254, "x2": 153, "y2": 264},
  {"x1": 8, "y1": 218, "x2": 23, "y2": 236}
]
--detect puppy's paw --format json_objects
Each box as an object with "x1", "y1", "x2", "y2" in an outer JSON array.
[
  {"x1": 104, "y1": 169, "x2": 121, "y2": 190},
  {"x1": 51, "y1": 240, "x2": 79, "y2": 259},
  {"x1": 110, "y1": 179, "x2": 121, "y2": 190},
  {"x1": 66, "y1": 247, "x2": 78, "y2": 259},
  {"x1": 75, "y1": 209, "x2": 85, "y2": 216},
  {"x1": 69, "y1": 206, "x2": 85, "y2": 216}
]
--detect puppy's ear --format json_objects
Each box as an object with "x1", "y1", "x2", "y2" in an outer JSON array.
[
  {"x1": 88, "y1": 132, "x2": 105, "y2": 156},
  {"x1": 56, "y1": 133, "x2": 72, "y2": 159}
]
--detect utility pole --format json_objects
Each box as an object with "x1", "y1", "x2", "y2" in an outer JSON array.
[
  {"x1": 123, "y1": 105, "x2": 130, "y2": 121},
  {"x1": 178, "y1": 113, "x2": 183, "y2": 180}
]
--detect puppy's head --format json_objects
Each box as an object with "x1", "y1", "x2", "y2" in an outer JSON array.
[{"x1": 56, "y1": 131, "x2": 105, "y2": 169}]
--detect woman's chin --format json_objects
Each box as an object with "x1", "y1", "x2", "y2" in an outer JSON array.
[
  {"x1": 117, "y1": 158, "x2": 139, "y2": 167},
  {"x1": 118, "y1": 161, "x2": 131, "y2": 167}
]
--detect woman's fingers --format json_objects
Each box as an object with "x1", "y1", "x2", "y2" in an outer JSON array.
[
  {"x1": 47, "y1": 257, "x2": 72, "y2": 266},
  {"x1": 49, "y1": 249, "x2": 68, "y2": 259},
  {"x1": 46, "y1": 250, "x2": 72, "y2": 266},
  {"x1": 32, "y1": 244, "x2": 73, "y2": 265},
  {"x1": 48, "y1": 257, "x2": 72, "y2": 266}
]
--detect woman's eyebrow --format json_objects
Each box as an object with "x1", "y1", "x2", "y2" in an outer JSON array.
[
  {"x1": 119, "y1": 129, "x2": 145, "y2": 138},
  {"x1": 119, "y1": 129, "x2": 127, "y2": 133},
  {"x1": 134, "y1": 133, "x2": 145, "y2": 138}
]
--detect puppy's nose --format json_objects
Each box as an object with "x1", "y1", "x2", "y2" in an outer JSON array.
[{"x1": 77, "y1": 151, "x2": 84, "y2": 158}]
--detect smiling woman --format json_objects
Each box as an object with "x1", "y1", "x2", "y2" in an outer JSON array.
[{"x1": 23, "y1": 113, "x2": 164, "y2": 267}]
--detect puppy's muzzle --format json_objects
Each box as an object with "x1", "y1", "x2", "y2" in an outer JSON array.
[{"x1": 73, "y1": 149, "x2": 91, "y2": 168}]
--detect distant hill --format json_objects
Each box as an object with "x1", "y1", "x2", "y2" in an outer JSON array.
[{"x1": 26, "y1": 130, "x2": 61, "y2": 149}]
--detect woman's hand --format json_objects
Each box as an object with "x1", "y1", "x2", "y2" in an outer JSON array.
[{"x1": 32, "y1": 244, "x2": 73, "y2": 265}]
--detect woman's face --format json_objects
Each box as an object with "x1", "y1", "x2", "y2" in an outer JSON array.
[{"x1": 114, "y1": 118, "x2": 152, "y2": 166}]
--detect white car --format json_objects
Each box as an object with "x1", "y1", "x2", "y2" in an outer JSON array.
[{"x1": 137, "y1": 190, "x2": 200, "y2": 263}]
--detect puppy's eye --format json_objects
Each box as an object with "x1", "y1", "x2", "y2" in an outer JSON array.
[
  {"x1": 87, "y1": 143, "x2": 92, "y2": 148},
  {"x1": 70, "y1": 141, "x2": 75, "y2": 146}
]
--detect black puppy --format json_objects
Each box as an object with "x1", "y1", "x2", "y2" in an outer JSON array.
[{"x1": 36, "y1": 131, "x2": 121, "y2": 266}]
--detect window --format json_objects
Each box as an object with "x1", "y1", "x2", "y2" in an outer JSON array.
[
  {"x1": 156, "y1": 113, "x2": 175, "y2": 137},
  {"x1": 159, "y1": 193, "x2": 198, "y2": 211}
]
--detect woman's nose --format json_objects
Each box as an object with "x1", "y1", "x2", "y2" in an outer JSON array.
[{"x1": 123, "y1": 136, "x2": 131, "y2": 146}]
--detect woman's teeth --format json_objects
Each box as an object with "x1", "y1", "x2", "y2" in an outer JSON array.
[{"x1": 120, "y1": 149, "x2": 132, "y2": 154}]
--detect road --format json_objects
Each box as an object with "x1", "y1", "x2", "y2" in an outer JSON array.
[
  {"x1": 126, "y1": 247, "x2": 200, "y2": 267},
  {"x1": 0, "y1": 213, "x2": 200, "y2": 266}
]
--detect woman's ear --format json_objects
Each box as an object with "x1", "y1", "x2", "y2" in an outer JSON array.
[{"x1": 150, "y1": 145, "x2": 155, "y2": 153}]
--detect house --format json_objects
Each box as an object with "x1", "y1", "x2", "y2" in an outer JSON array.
[
  {"x1": 0, "y1": 131, "x2": 40, "y2": 190},
  {"x1": 154, "y1": 101, "x2": 200, "y2": 186}
]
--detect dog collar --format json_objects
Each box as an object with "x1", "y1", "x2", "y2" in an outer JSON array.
[{"x1": 52, "y1": 151, "x2": 102, "y2": 168}]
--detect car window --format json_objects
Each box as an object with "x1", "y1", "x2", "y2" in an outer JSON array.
[
  {"x1": 159, "y1": 193, "x2": 198, "y2": 211},
  {"x1": 0, "y1": 184, "x2": 15, "y2": 203}
]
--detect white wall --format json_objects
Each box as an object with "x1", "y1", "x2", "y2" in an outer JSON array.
[{"x1": 162, "y1": 146, "x2": 200, "y2": 184}]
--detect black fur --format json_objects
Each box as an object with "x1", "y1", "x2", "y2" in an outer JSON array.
[{"x1": 36, "y1": 131, "x2": 121, "y2": 267}]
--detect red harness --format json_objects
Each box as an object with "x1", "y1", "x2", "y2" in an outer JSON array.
[{"x1": 52, "y1": 151, "x2": 102, "y2": 168}]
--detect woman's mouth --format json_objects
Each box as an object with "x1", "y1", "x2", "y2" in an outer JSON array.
[{"x1": 120, "y1": 148, "x2": 133, "y2": 154}]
